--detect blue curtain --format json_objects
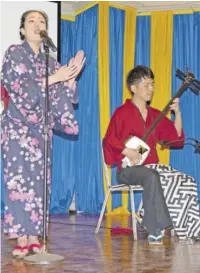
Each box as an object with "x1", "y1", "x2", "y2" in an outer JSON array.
[
  {"x1": 60, "y1": 20, "x2": 75, "y2": 64},
  {"x1": 51, "y1": 5, "x2": 104, "y2": 214},
  {"x1": 72, "y1": 5, "x2": 104, "y2": 213},
  {"x1": 134, "y1": 15, "x2": 151, "y2": 210},
  {"x1": 135, "y1": 16, "x2": 151, "y2": 67},
  {"x1": 50, "y1": 20, "x2": 76, "y2": 214},
  {"x1": 109, "y1": 7, "x2": 125, "y2": 209},
  {"x1": 170, "y1": 12, "x2": 200, "y2": 200}
]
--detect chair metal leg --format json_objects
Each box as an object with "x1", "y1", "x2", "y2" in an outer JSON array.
[
  {"x1": 137, "y1": 196, "x2": 143, "y2": 214},
  {"x1": 130, "y1": 189, "x2": 137, "y2": 240},
  {"x1": 95, "y1": 189, "x2": 111, "y2": 234}
]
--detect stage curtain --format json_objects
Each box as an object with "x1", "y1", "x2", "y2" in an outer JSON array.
[
  {"x1": 170, "y1": 11, "x2": 200, "y2": 201},
  {"x1": 122, "y1": 6, "x2": 137, "y2": 211},
  {"x1": 133, "y1": 15, "x2": 151, "y2": 211},
  {"x1": 150, "y1": 11, "x2": 173, "y2": 165},
  {"x1": 51, "y1": 5, "x2": 104, "y2": 214},
  {"x1": 73, "y1": 5, "x2": 104, "y2": 213},
  {"x1": 108, "y1": 7, "x2": 125, "y2": 212},
  {"x1": 50, "y1": 20, "x2": 76, "y2": 214},
  {"x1": 97, "y1": 2, "x2": 112, "y2": 212}
]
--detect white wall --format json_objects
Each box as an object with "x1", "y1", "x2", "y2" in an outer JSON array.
[{"x1": 1, "y1": 1, "x2": 59, "y2": 63}]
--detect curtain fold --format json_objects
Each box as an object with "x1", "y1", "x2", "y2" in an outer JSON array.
[
  {"x1": 134, "y1": 16, "x2": 151, "y2": 67},
  {"x1": 98, "y1": 2, "x2": 112, "y2": 212},
  {"x1": 50, "y1": 20, "x2": 76, "y2": 214},
  {"x1": 170, "y1": 12, "x2": 200, "y2": 200},
  {"x1": 133, "y1": 15, "x2": 151, "y2": 211},
  {"x1": 51, "y1": 6, "x2": 104, "y2": 214},
  {"x1": 122, "y1": 6, "x2": 137, "y2": 210},
  {"x1": 150, "y1": 11, "x2": 173, "y2": 165},
  {"x1": 73, "y1": 5, "x2": 104, "y2": 213},
  {"x1": 122, "y1": 7, "x2": 137, "y2": 103},
  {"x1": 109, "y1": 7, "x2": 125, "y2": 211}
]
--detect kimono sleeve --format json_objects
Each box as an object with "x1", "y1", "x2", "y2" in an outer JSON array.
[
  {"x1": 49, "y1": 81, "x2": 79, "y2": 135},
  {"x1": 1, "y1": 46, "x2": 43, "y2": 112},
  {"x1": 103, "y1": 110, "x2": 126, "y2": 165},
  {"x1": 48, "y1": 58, "x2": 79, "y2": 135},
  {"x1": 49, "y1": 59, "x2": 79, "y2": 105},
  {"x1": 156, "y1": 115, "x2": 185, "y2": 147}
]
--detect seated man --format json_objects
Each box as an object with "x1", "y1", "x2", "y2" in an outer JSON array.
[{"x1": 103, "y1": 65, "x2": 200, "y2": 243}]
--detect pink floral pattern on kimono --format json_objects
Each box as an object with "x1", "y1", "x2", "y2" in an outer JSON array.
[{"x1": 1, "y1": 40, "x2": 79, "y2": 238}]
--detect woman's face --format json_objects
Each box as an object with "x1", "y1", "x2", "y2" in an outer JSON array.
[{"x1": 21, "y1": 12, "x2": 47, "y2": 43}]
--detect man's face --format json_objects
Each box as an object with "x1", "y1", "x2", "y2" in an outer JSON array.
[{"x1": 131, "y1": 77, "x2": 154, "y2": 102}]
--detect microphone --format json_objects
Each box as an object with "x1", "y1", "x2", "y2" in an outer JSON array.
[
  {"x1": 40, "y1": 30, "x2": 57, "y2": 52},
  {"x1": 176, "y1": 69, "x2": 200, "y2": 92}
]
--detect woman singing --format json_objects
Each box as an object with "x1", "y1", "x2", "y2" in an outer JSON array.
[{"x1": 1, "y1": 10, "x2": 85, "y2": 258}]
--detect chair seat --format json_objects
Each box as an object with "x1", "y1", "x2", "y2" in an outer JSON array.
[{"x1": 110, "y1": 184, "x2": 143, "y2": 192}]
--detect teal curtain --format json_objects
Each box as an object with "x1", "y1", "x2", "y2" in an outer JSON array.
[
  {"x1": 50, "y1": 20, "x2": 76, "y2": 213},
  {"x1": 170, "y1": 12, "x2": 200, "y2": 201},
  {"x1": 109, "y1": 7, "x2": 125, "y2": 209},
  {"x1": 60, "y1": 20, "x2": 75, "y2": 64},
  {"x1": 135, "y1": 16, "x2": 151, "y2": 67},
  {"x1": 133, "y1": 15, "x2": 151, "y2": 210},
  {"x1": 51, "y1": 5, "x2": 104, "y2": 214},
  {"x1": 72, "y1": 5, "x2": 104, "y2": 213}
]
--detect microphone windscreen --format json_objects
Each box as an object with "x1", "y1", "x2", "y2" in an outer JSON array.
[{"x1": 40, "y1": 30, "x2": 48, "y2": 39}]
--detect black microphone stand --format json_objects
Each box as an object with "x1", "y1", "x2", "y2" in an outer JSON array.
[
  {"x1": 160, "y1": 138, "x2": 200, "y2": 153},
  {"x1": 24, "y1": 41, "x2": 64, "y2": 265}
]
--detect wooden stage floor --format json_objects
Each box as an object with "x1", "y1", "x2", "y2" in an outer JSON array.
[{"x1": 1, "y1": 214, "x2": 200, "y2": 273}]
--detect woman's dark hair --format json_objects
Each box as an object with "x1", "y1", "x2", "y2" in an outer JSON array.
[
  {"x1": 126, "y1": 65, "x2": 154, "y2": 89},
  {"x1": 19, "y1": 10, "x2": 48, "y2": 40}
]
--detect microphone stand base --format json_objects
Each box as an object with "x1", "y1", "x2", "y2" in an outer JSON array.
[{"x1": 23, "y1": 252, "x2": 64, "y2": 265}]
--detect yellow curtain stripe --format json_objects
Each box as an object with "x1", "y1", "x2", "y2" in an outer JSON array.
[
  {"x1": 98, "y1": 2, "x2": 112, "y2": 213},
  {"x1": 122, "y1": 6, "x2": 137, "y2": 210},
  {"x1": 150, "y1": 11, "x2": 173, "y2": 165},
  {"x1": 173, "y1": 8, "x2": 200, "y2": 14},
  {"x1": 61, "y1": 7, "x2": 200, "y2": 21},
  {"x1": 137, "y1": 12, "x2": 151, "y2": 16},
  {"x1": 109, "y1": 3, "x2": 200, "y2": 14},
  {"x1": 109, "y1": 2, "x2": 127, "y2": 10},
  {"x1": 75, "y1": 2, "x2": 99, "y2": 16},
  {"x1": 61, "y1": 15, "x2": 75, "y2": 21}
]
